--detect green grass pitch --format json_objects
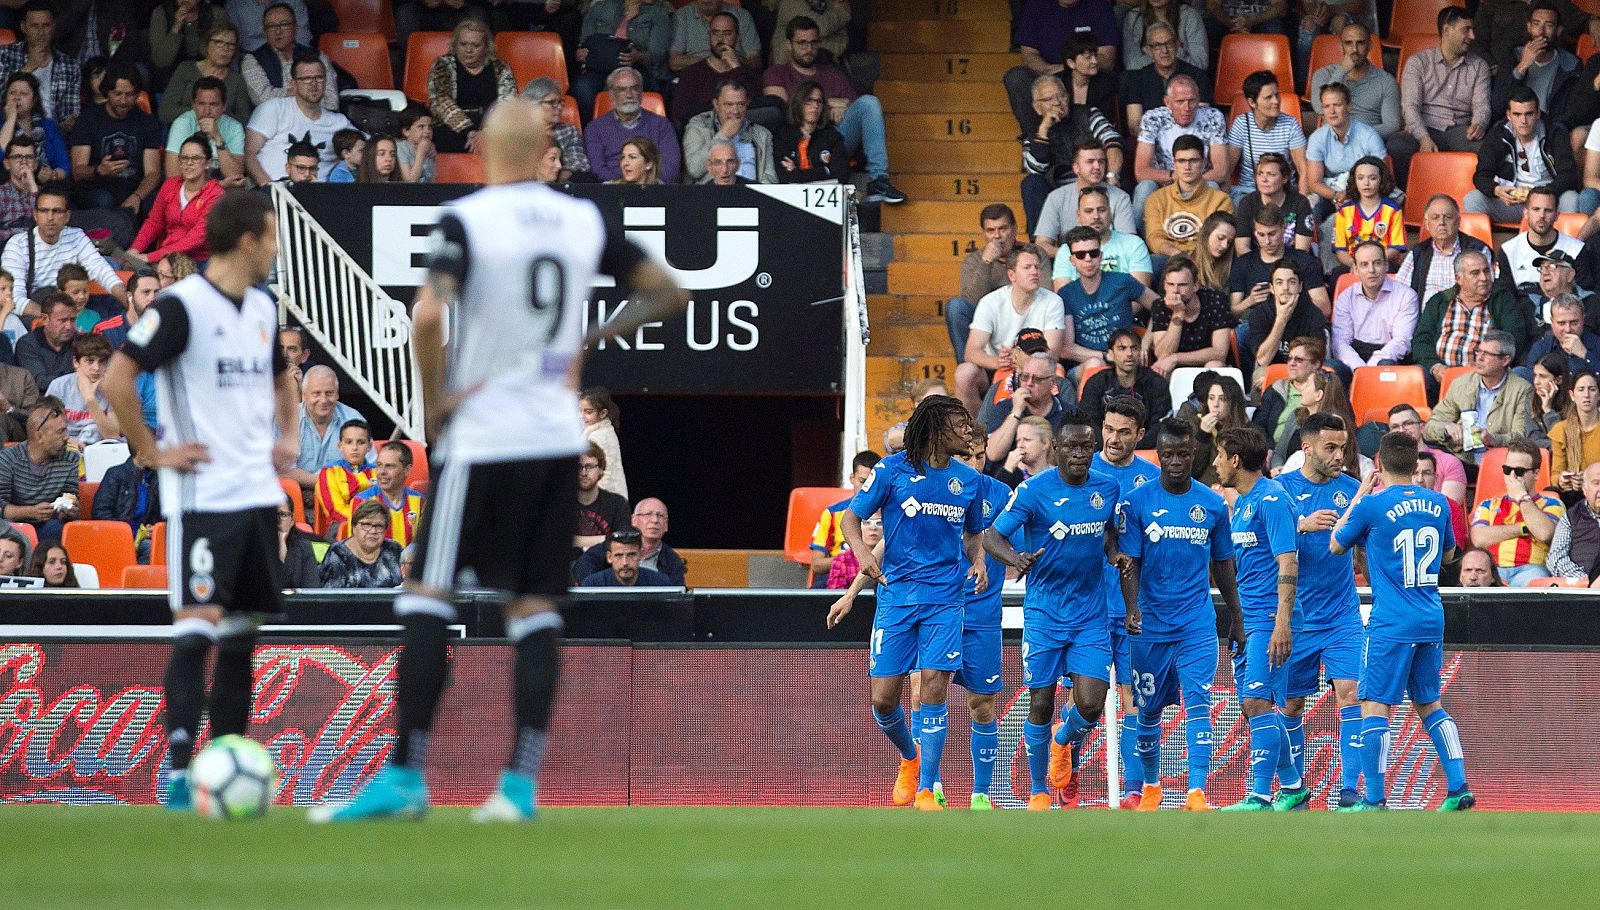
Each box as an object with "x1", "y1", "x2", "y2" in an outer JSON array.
[{"x1": 5, "y1": 806, "x2": 1598, "y2": 908}]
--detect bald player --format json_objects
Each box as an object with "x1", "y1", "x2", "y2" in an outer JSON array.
[{"x1": 315, "y1": 99, "x2": 687, "y2": 823}]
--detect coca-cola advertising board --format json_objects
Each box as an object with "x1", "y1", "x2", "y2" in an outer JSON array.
[{"x1": 2, "y1": 641, "x2": 1594, "y2": 810}]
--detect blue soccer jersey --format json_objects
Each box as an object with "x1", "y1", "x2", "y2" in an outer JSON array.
[
  {"x1": 1230, "y1": 477, "x2": 1298, "y2": 634},
  {"x1": 1091, "y1": 453, "x2": 1159, "y2": 619},
  {"x1": 991, "y1": 468, "x2": 1122, "y2": 634},
  {"x1": 1278, "y1": 469, "x2": 1362, "y2": 632},
  {"x1": 1333, "y1": 485, "x2": 1453, "y2": 643},
  {"x1": 1117, "y1": 478, "x2": 1234, "y2": 641},
  {"x1": 962, "y1": 473, "x2": 1014, "y2": 629},
  {"x1": 848, "y1": 451, "x2": 987, "y2": 611}
]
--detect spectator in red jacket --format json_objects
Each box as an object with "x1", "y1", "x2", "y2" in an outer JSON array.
[{"x1": 126, "y1": 133, "x2": 223, "y2": 264}]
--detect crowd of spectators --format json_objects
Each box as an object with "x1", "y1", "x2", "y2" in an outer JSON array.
[{"x1": 927, "y1": 0, "x2": 1600, "y2": 589}]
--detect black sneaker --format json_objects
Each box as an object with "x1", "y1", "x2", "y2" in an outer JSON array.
[{"x1": 866, "y1": 176, "x2": 906, "y2": 204}]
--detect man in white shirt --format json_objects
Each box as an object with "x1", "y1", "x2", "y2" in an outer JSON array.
[
  {"x1": 243, "y1": 58, "x2": 353, "y2": 183},
  {"x1": 0, "y1": 183, "x2": 126, "y2": 313},
  {"x1": 953, "y1": 243, "x2": 1065, "y2": 416}
]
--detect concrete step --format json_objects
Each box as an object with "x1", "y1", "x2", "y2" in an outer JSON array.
[
  {"x1": 860, "y1": 232, "x2": 893, "y2": 271},
  {"x1": 870, "y1": 322, "x2": 951, "y2": 357},
  {"x1": 887, "y1": 140, "x2": 1016, "y2": 174},
  {"x1": 881, "y1": 199, "x2": 998, "y2": 234},
  {"x1": 884, "y1": 112, "x2": 1020, "y2": 143},
  {"x1": 875, "y1": 80, "x2": 1011, "y2": 113},
  {"x1": 869, "y1": 19, "x2": 1012, "y2": 53},
  {"x1": 895, "y1": 232, "x2": 1000, "y2": 263},
  {"x1": 868, "y1": 293, "x2": 948, "y2": 325},
  {"x1": 875, "y1": 0, "x2": 1013, "y2": 21},
  {"x1": 866, "y1": 353, "x2": 956, "y2": 400},
  {"x1": 879, "y1": 52, "x2": 1018, "y2": 83},
  {"x1": 887, "y1": 259, "x2": 961, "y2": 295},
  {"x1": 890, "y1": 172, "x2": 1020, "y2": 204}
]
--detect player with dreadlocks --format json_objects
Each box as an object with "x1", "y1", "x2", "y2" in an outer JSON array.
[{"x1": 828, "y1": 395, "x2": 991, "y2": 810}]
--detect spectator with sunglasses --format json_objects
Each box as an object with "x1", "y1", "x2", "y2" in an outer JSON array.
[
  {"x1": 579, "y1": 526, "x2": 674, "y2": 587},
  {"x1": 0, "y1": 398, "x2": 79, "y2": 542},
  {"x1": 1470, "y1": 439, "x2": 1563, "y2": 585}
]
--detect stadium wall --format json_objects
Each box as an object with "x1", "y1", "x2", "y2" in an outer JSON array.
[{"x1": 1, "y1": 640, "x2": 1594, "y2": 811}]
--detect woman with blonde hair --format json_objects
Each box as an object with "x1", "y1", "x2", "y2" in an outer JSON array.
[
  {"x1": 609, "y1": 136, "x2": 661, "y2": 185},
  {"x1": 1552, "y1": 370, "x2": 1600, "y2": 505},
  {"x1": 427, "y1": 18, "x2": 517, "y2": 153},
  {"x1": 1193, "y1": 212, "x2": 1236, "y2": 293}
]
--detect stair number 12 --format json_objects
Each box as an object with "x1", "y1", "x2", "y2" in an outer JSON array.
[{"x1": 1392, "y1": 526, "x2": 1440, "y2": 588}]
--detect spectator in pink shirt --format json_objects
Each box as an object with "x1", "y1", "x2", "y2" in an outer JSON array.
[
  {"x1": 1387, "y1": 403, "x2": 1468, "y2": 503},
  {"x1": 826, "y1": 511, "x2": 882, "y2": 589},
  {"x1": 1331, "y1": 239, "x2": 1418, "y2": 371}
]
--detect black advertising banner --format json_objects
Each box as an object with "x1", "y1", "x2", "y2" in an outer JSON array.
[{"x1": 290, "y1": 183, "x2": 847, "y2": 395}]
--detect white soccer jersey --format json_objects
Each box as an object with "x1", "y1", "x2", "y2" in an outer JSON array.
[
  {"x1": 427, "y1": 181, "x2": 636, "y2": 463},
  {"x1": 123, "y1": 274, "x2": 285, "y2": 515}
]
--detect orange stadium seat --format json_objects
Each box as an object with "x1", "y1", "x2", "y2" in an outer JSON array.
[
  {"x1": 1474, "y1": 447, "x2": 1551, "y2": 506},
  {"x1": 280, "y1": 477, "x2": 306, "y2": 525},
  {"x1": 403, "y1": 31, "x2": 452, "y2": 102},
  {"x1": 1308, "y1": 33, "x2": 1383, "y2": 77},
  {"x1": 329, "y1": 0, "x2": 397, "y2": 39},
  {"x1": 593, "y1": 91, "x2": 667, "y2": 119},
  {"x1": 1580, "y1": 34, "x2": 1599, "y2": 61},
  {"x1": 321, "y1": 33, "x2": 395, "y2": 91},
  {"x1": 1334, "y1": 272, "x2": 1359, "y2": 300},
  {"x1": 1214, "y1": 34, "x2": 1292, "y2": 102},
  {"x1": 398, "y1": 439, "x2": 429, "y2": 489},
  {"x1": 1404, "y1": 152, "x2": 1476, "y2": 229},
  {"x1": 1134, "y1": 449, "x2": 1159, "y2": 464},
  {"x1": 151, "y1": 522, "x2": 167, "y2": 565},
  {"x1": 122, "y1": 565, "x2": 168, "y2": 589},
  {"x1": 1397, "y1": 33, "x2": 1442, "y2": 79},
  {"x1": 1351, "y1": 366, "x2": 1428, "y2": 424},
  {"x1": 1556, "y1": 212, "x2": 1588, "y2": 237},
  {"x1": 136, "y1": 91, "x2": 152, "y2": 114},
  {"x1": 784, "y1": 487, "x2": 852, "y2": 566},
  {"x1": 1438, "y1": 364, "x2": 1473, "y2": 400},
  {"x1": 1529, "y1": 575, "x2": 1587, "y2": 587},
  {"x1": 63, "y1": 521, "x2": 137, "y2": 589},
  {"x1": 1459, "y1": 212, "x2": 1495, "y2": 249},
  {"x1": 12, "y1": 522, "x2": 35, "y2": 550},
  {"x1": 0, "y1": 29, "x2": 13, "y2": 45},
  {"x1": 76, "y1": 481, "x2": 98, "y2": 518},
  {"x1": 1258, "y1": 362, "x2": 1289, "y2": 396},
  {"x1": 1386, "y1": 0, "x2": 1462, "y2": 47},
  {"x1": 435, "y1": 152, "x2": 485, "y2": 183},
  {"x1": 560, "y1": 95, "x2": 581, "y2": 132},
  {"x1": 496, "y1": 31, "x2": 567, "y2": 94}
]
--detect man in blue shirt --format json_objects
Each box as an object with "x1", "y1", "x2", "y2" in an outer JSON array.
[
  {"x1": 1091, "y1": 394, "x2": 1159, "y2": 807},
  {"x1": 1116, "y1": 416, "x2": 1244, "y2": 811},
  {"x1": 1332, "y1": 432, "x2": 1475, "y2": 811},
  {"x1": 987, "y1": 409, "x2": 1125, "y2": 810},
  {"x1": 1275, "y1": 412, "x2": 1365, "y2": 810},
  {"x1": 828, "y1": 396, "x2": 988, "y2": 811},
  {"x1": 1212, "y1": 426, "x2": 1298, "y2": 812}
]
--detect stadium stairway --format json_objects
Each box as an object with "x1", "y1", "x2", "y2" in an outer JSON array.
[{"x1": 861, "y1": 0, "x2": 1018, "y2": 448}]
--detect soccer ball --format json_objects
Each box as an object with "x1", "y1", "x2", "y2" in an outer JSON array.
[{"x1": 188, "y1": 735, "x2": 279, "y2": 820}]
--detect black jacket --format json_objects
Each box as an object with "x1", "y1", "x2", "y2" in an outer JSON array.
[
  {"x1": 571, "y1": 540, "x2": 685, "y2": 586},
  {"x1": 91, "y1": 458, "x2": 160, "y2": 532},
  {"x1": 772, "y1": 122, "x2": 850, "y2": 184},
  {"x1": 1471, "y1": 116, "x2": 1578, "y2": 197},
  {"x1": 1489, "y1": 47, "x2": 1582, "y2": 124},
  {"x1": 1079, "y1": 367, "x2": 1171, "y2": 448}
]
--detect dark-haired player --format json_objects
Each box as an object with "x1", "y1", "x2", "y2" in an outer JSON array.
[
  {"x1": 103, "y1": 189, "x2": 300, "y2": 811},
  {"x1": 1275, "y1": 412, "x2": 1363, "y2": 810},
  {"x1": 314, "y1": 98, "x2": 687, "y2": 822},
  {"x1": 985, "y1": 409, "x2": 1125, "y2": 810},
  {"x1": 1091, "y1": 394, "x2": 1158, "y2": 806},
  {"x1": 1212, "y1": 426, "x2": 1296, "y2": 812},
  {"x1": 827, "y1": 395, "x2": 989, "y2": 811},
  {"x1": 1332, "y1": 433, "x2": 1474, "y2": 811},
  {"x1": 1117, "y1": 417, "x2": 1244, "y2": 811}
]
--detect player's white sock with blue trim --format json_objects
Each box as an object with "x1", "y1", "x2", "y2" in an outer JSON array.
[
  {"x1": 1023, "y1": 721, "x2": 1052, "y2": 794},
  {"x1": 1247, "y1": 713, "x2": 1282, "y2": 799},
  {"x1": 1276, "y1": 711, "x2": 1304, "y2": 790},
  {"x1": 873, "y1": 706, "x2": 917, "y2": 761},
  {"x1": 1184, "y1": 704, "x2": 1212, "y2": 792},
  {"x1": 916, "y1": 703, "x2": 949, "y2": 792},
  {"x1": 970, "y1": 720, "x2": 998, "y2": 796},
  {"x1": 1338, "y1": 705, "x2": 1364, "y2": 795},
  {"x1": 1360, "y1": 715, "x2": 1390, "y2": 804},
  {"x1": 1423, "y1": 709, "x2": 1468, "y2": 793},
  {"x1": 1136, "y1": 712, "x2": 1163, "y2": 784},
  {"x1": 1119, "y1": 715, "x2": 1140, "y2": 797}
]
